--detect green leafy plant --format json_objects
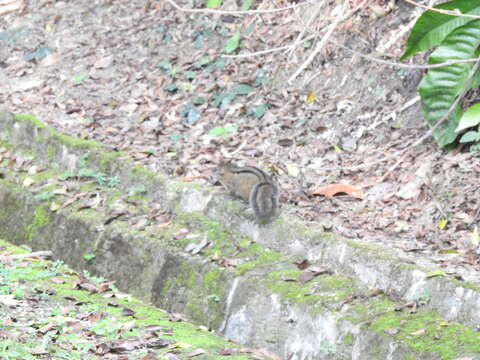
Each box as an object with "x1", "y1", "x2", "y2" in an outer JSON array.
[
  {"x1": 455, "y1": 103, "x2": 480, "y2": 151},
  {"x1": 158, "y1": 60, "x2": 182, "y2": 77},
  {"x1": 209, "y1": 124, "x2": 238, "y2": 136},
  {"x1": 165, "y1": 83, "x2": 178, "y2": 93},
  {"x1": 408, "y1": 288, "x2": 432, "y2": 302},
  {"x1": 207, "y1": 0, "x2": 223, "y2": 8},
  {"x1": 241, "y1": 0, "x2": 253, "y2": 11},
  {"x1": 207, "y1": 294, "x2": 220, "y2": 302},
  {"x1": 252, "y1": 104, "x2": 270, "y2": 119},
  {"x1": 82, "y1": 270, "x2": 106, "y2": 284},
  {"x1": 213, "y1": 83, "x2": 255, "y2": 108},
  {"x1": 34, "y1": 192, "x2": 55, "y2": 201},
  {"x1": 402, "y1": 0, "x2": 480, "y2": 149},
  {"x1": 60, "y1": 168, "x2": 119, "y2": 187},
  {"x1": 78, "y1": 153, "x2": 90, "y2": 167},
  {"x1": 12, "y1": 287, "x2": 25, "y2": 300},
  {"x1": 128, "y1": 185, "x2": 147, "y2": 196},
  {"x1": 231, "y1": 83, "x2": 253, "y2": 95},
  {"x1": 225, "y1": 31, "x2": 241, "y2": 53},
  {"x1": 83, "y1": 253, "x2": 96, "y2": 261},
  {"x1": 194, "y1": 56, "x2": 213, "y2": 68},
  {"x1": 73, "y1": 73, "x2": 87, "y2": 84}
]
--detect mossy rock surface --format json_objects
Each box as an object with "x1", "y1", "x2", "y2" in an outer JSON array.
[{"x1": 1, "y1": 112, "x2": 480, "y2": 359}]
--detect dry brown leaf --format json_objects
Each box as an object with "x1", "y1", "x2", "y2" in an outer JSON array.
[
  {"x1": 312, "y1": 184, "x2": 363, "y2": 198},
  {"x1": 384, "y1": 328, "x2": 399, "y2": 335},
  {"x1": 410, "y1": 328, "x2": 426, "y2": 336},
  {"x1": 0, "y1": 294, "x2": 20, "y2": 307},
  {"x1": 50, "y1": 277, "x2": 65, "y2": 284},
  {"x1": 139, "y1": 352, "x2": 158, "y2": 360},
  {"x1": 0, "y1": 0, "x2": 23, "y2": 15},
  {"x1": 298, "y1": 271, "x2": 315, "y2": 284},
  {"x1": 37, "y1": 323, "x2": 57, "y2": 335},
  {"x1": 169, "y1": 313, "x2": 187, "y2": 322},
  {"x1": 295, "y1": 259, "x2": 310, "y2": 270},
  {"x1": 40, "y1": 53, "x2": 60, "y2": 67},
  {"x1": 156, "y1": 221, "x2": 172, "y2": 229},
  {"x1": 173, "y1": 228, "x2": 189, "y2": 239},
  {"x1": 186, "y1": 349, "x2": 206, "y2": 358}
]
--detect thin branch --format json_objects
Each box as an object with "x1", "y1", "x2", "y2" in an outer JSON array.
[
  {"x1": 401, "y1": 0, "x2": 480, "y2": 19},
  {"x1": 164, "y1": 0, "x2": 319, "y2": 15},
  {"x1": 310, "y1": 60, "x2": 480, "y2": 173},
  {"x1": 378, "y1": 59, "x2": 480, "y2": 181},
  {"x1": 330, "y1": 40, "x2": 480, "y2": 69},
  {"x1": 222, "y1": 34, "x2": 318, "y2": 58},
  {"x1": 223, "y1": 33, "x2": 480, "y2": 70},
  {"x1": 287, "y1": 0, "x2": 326, "y2": 58},
  {"x1": 288, "y1": 0, "x2": 349, "y2": 84},
  {"x1": 0, "y1": 251, "x2": 54, "y2": 261}
]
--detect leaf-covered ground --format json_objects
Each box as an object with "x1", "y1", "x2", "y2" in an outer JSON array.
[
  {"x1": 0, "y1": 240, "x2": 266, "y2": 360},
  {"x1": 1, "y1": 0, "x2": 480, "y2": 282}
]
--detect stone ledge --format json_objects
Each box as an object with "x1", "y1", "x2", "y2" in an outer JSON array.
[{"x1": 0, "y1": 112, "x2": 479, "y2": 359}]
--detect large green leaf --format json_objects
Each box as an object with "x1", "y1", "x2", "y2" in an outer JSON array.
[
  {"x1": 206, "y1": 0, "x2": 223, "y2": 8},
  {"x1": 402, "y1": 0, "x2": 480, "y2": 60},
  {"x1": 456, "y1": 103, "x2": 480, "y2": 132},
  {"x1": 225, "y1": 32, "x2": 241, "y2": 54},
  {"x1": 418, "y1": 19, "x2": 480, "y2": 148},
  {"x1": 470, "y1": 67, "x2": 480, "y2": 88}
]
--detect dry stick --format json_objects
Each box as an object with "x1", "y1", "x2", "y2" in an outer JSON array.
[
  {"x1": 0, "y1": 251, "x2": 54, "y2": 261},
  {"x1": 244, "y1": 0, "x2": 268, "y2": 29},
  {"x1": 167, "y1": 0, "x2": 480, "y2": 173},
  {"x1": 224, "y1": 50, "x2": 480, "y2": 172},
  {"x1": 164, "y1": 0, "x2": 319, "y2": 15},
  {"x1": 288, "y1": 0, "x2": 369, "y2": 84},
  {"x1": 378, "y1": 59, "x2": 480, "y2": 182},
  {"x1": 288, "y1": 0, "x2": 348, "y2": 84},
  {"x1": 401, "y1": 0, "x2": 480, "y2": 19},
  {"x1": 385, "y1": 95, "x2": 420, "y2": 121},
  {"x1": 222, "y1": 34, "x2": 318, "y2": 58},
  {"x1": 311, "y1": 60, "x2": 480, "y2": 173},
  {"x1": 223, "y1": 30, "x2": 480, "y2": 70},
  {"x1": 287, "y1": 0, "x2": 326, "y2": 58},
  {"x1": 330, "y1": 40, "x2": 480, "y2": 69}
]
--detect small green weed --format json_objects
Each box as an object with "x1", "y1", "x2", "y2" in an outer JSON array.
[
  {"x1": 128, "y1": 185, "x2": 147, "y2": 196},
  {"x1": 83, "y1": 253, "x2": 96, "y2": 262},
  {"x1": 60, "y1": 168, "x2": 119, "y2": 187}
]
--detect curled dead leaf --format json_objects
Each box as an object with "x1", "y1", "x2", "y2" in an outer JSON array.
[
  {"x1": 410, "y1": 328, "x2": 426, "y2": 336},
  {"x1": 312, "y1": 184, "x2": 363, "y2": 198},
  {"x1": 384, "y1": 328, "x2": 399, "y2": 335},
  {"x1": 295, "y1": 259, "x2": 310, "y2": 270},
  {"x1": 298, "y1": 271, "x2": 315, "y2": 284},
  {"x1": 186, "y1": 349, "x2": 206, "y2": 358}
]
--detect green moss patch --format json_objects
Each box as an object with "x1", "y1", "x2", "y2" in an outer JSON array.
[{"x1": 0, "y1": 239, "x2": 248, "y2": 360}]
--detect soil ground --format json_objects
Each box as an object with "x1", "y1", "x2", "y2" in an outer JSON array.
[{"x1": 1, "y1": 0, "x2": 480, "y2": 282}]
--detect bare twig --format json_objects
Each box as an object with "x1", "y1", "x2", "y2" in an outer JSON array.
[
  {"x1": 164, "y1": 0, "x2": 319, "y2": 15},
  {"x1": 288, "y1": 0, "x2": 348, "y2": 84},
  {"x1": 309, "y1": 60, "x2": 479, "y2": 173},
  {"x1": 222, "y1": 34, "x2": 318, "y2": 58},
  {"x1": 330, "y1": 40, "x2": 480, "y2": 69},
  {"x1": 210, "y1": 0, "x2": 480, "y2": 70},
  {"x1": 378, "y1": 59, "x2": 480, "y2": 181},
  {"x1": 401, "y1": 0, "x2": 480, "y2": 19},
  {"x1": 223, "y1": 28, "x2": 480, "y2": 71},
  {"x1": 0, "y1": 251, "x2": 54, "y2": 261},
  {"x1": 287, "y1": 0, "x2": 326, "y2": 58}
]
